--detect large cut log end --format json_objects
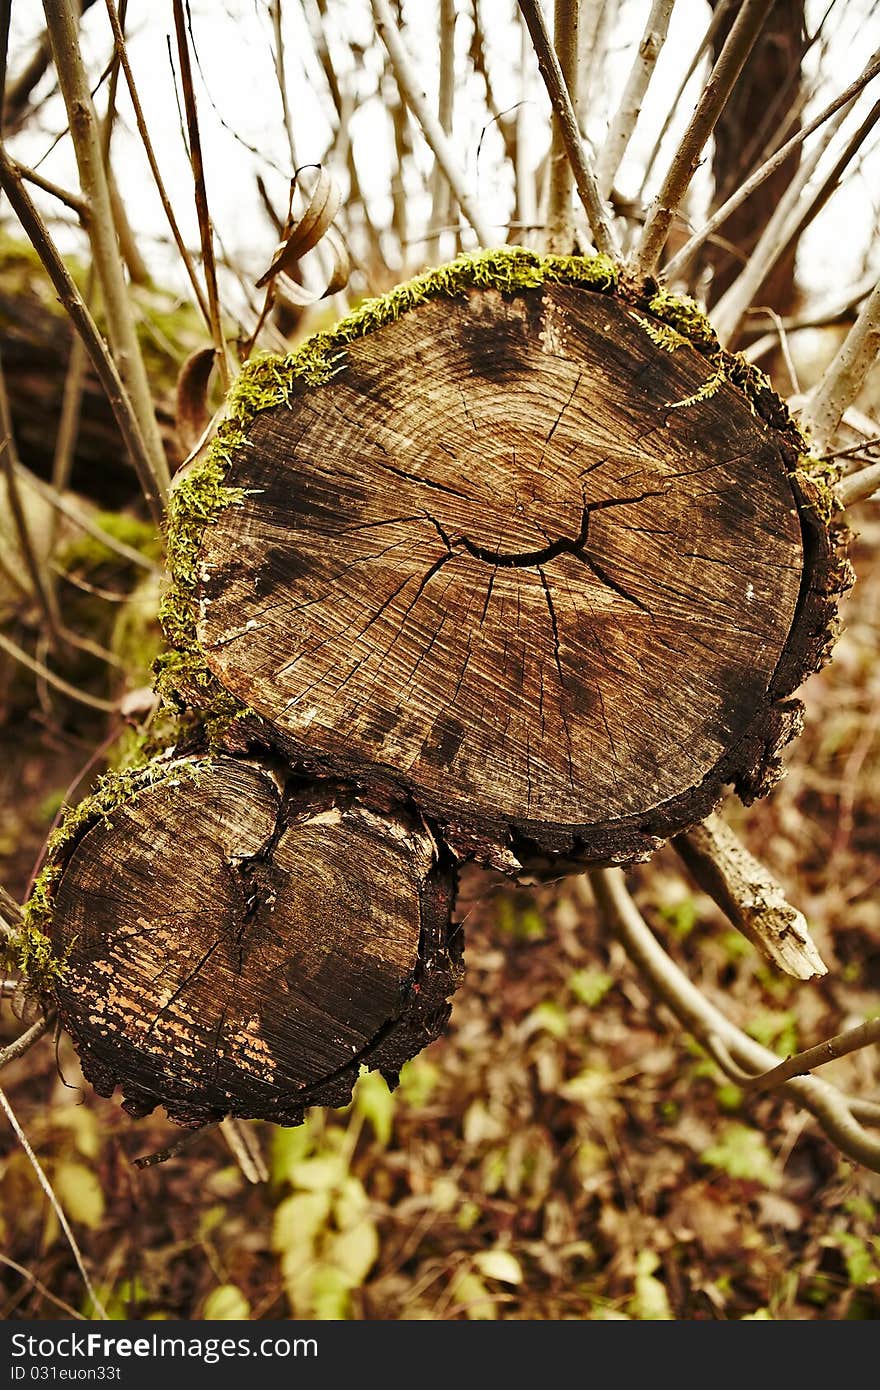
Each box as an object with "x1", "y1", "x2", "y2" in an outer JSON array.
[
  {"x1": 164, "y1": 249, "x2": 850, "y2": 870},
  {"x1": 45, "y1": 756, "x2": 461, "y2": 1127}
]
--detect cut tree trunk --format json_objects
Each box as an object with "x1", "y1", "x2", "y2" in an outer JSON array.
[
  {"x1": 180, "y1": 265, "x2": 847, "y2": 869},
  {"x1": 48, "y1": 755, "x2": 460, "y2": 1126},
  {"x1": 34, "y1": 251, "x2": 849, "y2": 1130}
]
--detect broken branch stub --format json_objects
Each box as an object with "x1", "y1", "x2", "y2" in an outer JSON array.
[
  {"x1": 48, "y1": 755, "x2": 460, "y2": 1126},
  {"x1": 177, "y1": 254, "x2": 847, "y2": 869}
]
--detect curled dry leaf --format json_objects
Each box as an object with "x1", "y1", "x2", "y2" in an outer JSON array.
[
  {"x1": 175, "y1": 346, "x2": 217, "y2": 459},
  {"x1": 255, "y1": 166, "x2": 343, "y2": 289},
  {"x1": 274, "y1": 228, "x2": 351, "y2": 308}
]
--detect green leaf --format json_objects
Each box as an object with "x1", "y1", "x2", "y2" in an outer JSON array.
[
  {"x1": 568, "y1": 969, "x2": 613, "y2": 1007},
  {"x1": 327, "y1": 1219, "x2": 379, "y2": 1287},
  {"x1": 272, "y1": 1190, "x2": 332, "y2": 1255},
  {"x1": 629, "y1": 1250, "x2": 672, "y2": 1320},
  {"x1": 397, "y1": 1057, "x2": 440, "y2": 1108},
  {"x1": 451, "y1": 1271, "x2": 497, "y2": 1320},
  {"x1": 474, "y1": 1250, "x2": 523, "y2": 1285},
  {"x1": 53, "y1": 1161, "x2": 105, "y2": 1229},
  {"x1": 353, "y1": 1068, "x2": 395, "y2": 1146},
  {"x1": 334, "y1": 1175, "x2": 369, "y2": 1230},
  {"x1": 701, "y1": 1123, "x2": 781, "y2": 1189},
  {"x1": 746, "y1": 1009, "x2": 798, "y2": 1057},
  {"x1": 288, "y1": 1155, "x2": 348, "y2": 1192},
  {"x1": 270, "y1": 1123, "x2": 314, "y2": 1187},
  {"x1": 202, "y1": 1284, "x2": 251, "y2": 1320},
  {"x1": 526, "y1": 1000, "x2": 568, "y2": 1039},
  {"x1": 309, "y1": 1265, "x2": 352, "y2": 1320}
]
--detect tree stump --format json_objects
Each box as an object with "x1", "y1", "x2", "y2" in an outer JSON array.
[
  {"x1": 30, "y1": 249, "x2": 848, "y2": 1129},
  {"x1": 177, "y1": 254, "x2": 845, "y2": 867},
  {"x1": 47, "y1": 756, "x2": 460, "y2": 1126}
]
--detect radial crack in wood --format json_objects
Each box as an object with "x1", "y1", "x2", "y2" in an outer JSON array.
[
  {"x1": 48, "y1": 756, "x2": 460, "y2": 1127},
  {"x1": 185, "y1": 277, "x2": 845, "y2": 866}
]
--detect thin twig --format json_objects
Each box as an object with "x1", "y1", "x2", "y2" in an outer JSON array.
[
  {"x1": 220, "y1": 1117, "x2": 269, "y2": 1184},
  {"x1": 50, "y1": 270, "x2": 92, "y2": 499},
  {"x1": 0, "y1": 631, "x2": 119, "y2": 713},
  {"x1": 597, "y1": 0, "x2": 674, "y2": 200},
  {"x1": 0, "y1": 1082, "x2": 108, "y2": 1318},
  {"x1": 637, "y1": 0, "x2": 737, "y2": 201},
  {"x1": 21, "y1": 464, "x2": 159, "y2": 571},
  {"x1": 0, "y1": 151, "x2": 167, "y2": 528},
  {"x1": 371, "y1": 0, "x2": 493, "y2": 247},
  {"x1": 634, "y1": 0, "x2": 775, "y2": 278},
  {"x1": 545, "y1": 0, "x2": 578, "y2": 254},
  {"x1": 0, "y1": 386, "x2": 63, "y2": 646},
  {"x1": 0, "y1": 1253, "x2": 86, "y2": 1320},
  {"x1": 102, "y1": 0, "x2": 211, "y2": 328},
  {"x1": 588, "y1": 868, "x2": 880, "y2": 1173},
  {"x1": 717, "y1": 1017, "x2": 880, "y2": 1095},
  {"x1": 665, "y1": 48, "x2": 880, "y2": 282},
  {"x1": 518, "y1": 0, "x2": 618, "y2": 258},
  {"x1": 42, "y1": 0, "x2": 169, "y2": 500},
  {"x1": 710, "y1": 85, "x2": 870, "y2": 345},
  {"x1": 171, "y1": 0, "x2": 231, "y2": 393},
  {"x1": 0, "y1": 1014, "x2": 53, "y2": 1070},
  {"x1": 12, "y1": 159, "x2": 87, "y2": 216},
  {"x1": 801, "y1": 276, "x2": 880, "y2": 453},
  {"x1": 836, "y1": 459, "x2": 880, "y2": 507}
]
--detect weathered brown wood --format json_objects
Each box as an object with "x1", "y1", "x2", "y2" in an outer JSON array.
[
  {"x1": 191, "y1": 280, "x2": 842, "y2": 867},
  {"x1": 49, "y1": 755, "x2": 460, "y2": 1126}
]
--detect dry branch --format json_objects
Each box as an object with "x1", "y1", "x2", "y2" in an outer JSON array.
[
  {"x1": 634, "y1": 0, "x2": 775, "y2": 277},
  {"x1": 673, "y1": 813, "x2": 826, "y2": 980},
  {"x1": 518, "y1": 0, "x2": 619, "y2": 258},
  {"x1": 588, "y1": 868, "x2": 880, "y2": 1173},
  {"x1": 596, "y1": 0, "x2": 674, "y2": 200},
  {"x1": 371, "y1": 0, "x2": 493, "y2": 247},
  {"x1": 42, "y1": 0, "x2": 169, "y2": 498}
]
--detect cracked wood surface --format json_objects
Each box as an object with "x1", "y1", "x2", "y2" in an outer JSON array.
[
  {"x1": 196, "y1": 285, "x2": 811, "y2": 862},
  {"x1": 49, "y1": 757, "x2": 460, "y2": 1126}
]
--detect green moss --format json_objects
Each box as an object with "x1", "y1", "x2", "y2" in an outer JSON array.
[
  {"x1": 58, "y1": 511, "x2": 163, "y2": 573},
  {"x1": 16, "y1": 756, "x2": 205, "y2": 995},
  {"x1": 647, "y1": 288, "x2": 719, "y2": 353},
  {"x1": 795, "y1": 453, "x2": 842, "y2": 523},
  {"x1": 634, "y1": 315, "x2": 689, "y2": 353},
  {"x1": 668, "y1": 368, "x2": 726, "y2": 410}
]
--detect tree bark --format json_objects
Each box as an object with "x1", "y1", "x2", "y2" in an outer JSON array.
[
  {"x1": 187, "y1": 274, "x2": 847, "y2": 868},
  {"x1": 48, "y1": 755, "x2": 460, "y2": 1126}
]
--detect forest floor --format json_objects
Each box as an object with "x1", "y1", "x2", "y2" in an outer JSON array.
[{"x1": 0, "y1": 509, "x2": 878, "y2": 1322}]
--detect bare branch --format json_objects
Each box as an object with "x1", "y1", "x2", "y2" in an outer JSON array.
[
  {"x1": 0, "y1": 1081, "x2": 108, "y2": 1317},
  {"x1": 673, "y1": 814, "x2": 826, "y2": 981},
  {"x1": 637, "y1": 0, "x2": 737, "y2": 201},
  {"x1": 588, "y1": 868, "x2": 880, "y2": 1173},
  {"x1": 634, "y1": 0, "x2": 775, "y2": 278},
  {"x1": 800, "y1": 276, "x2": 880, "y2": 453},
  {"x1": 518, "y1": 0, "x2": 619, "y2": 258},
  {"x1": 0, "y1": 1014, "x2": 52, "y2": 1070},
  {"x1": 836, "y1": 460, "x2": 880, "y2": 507},
  {"x1": 427, "y1": 0, "x2": 456, "y2": 260},
  {"x1": 41, "y1": 0, "x2": 170, "y2": 500},
  {"x1": 710, "y1": 89, "x2": 871, "y2": 345},
  {"x1": 370, "y1": 0, "x2": 493, "y2": 247},
  {"x1": 171, "y1": 0, "x2": 231, "y2": 394},
  {"x1": 665, "y1": 48, "x2": 880, "y2": 282},
  {"x1": 545, "y1": 0, "x2": 579, "y2": 254},
  {"x1": 0, "y1": 630, "x2": 119, "y2": 713},
  {"x1": 596, "y1": 0, "x2": 674, "y2": 200},
  {"x1": 219, "y1": 1117, "x2": 268, "y2": 1184},
  {"x1": 0, "y1": 149, "x2": 167, "y2": 527}
]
